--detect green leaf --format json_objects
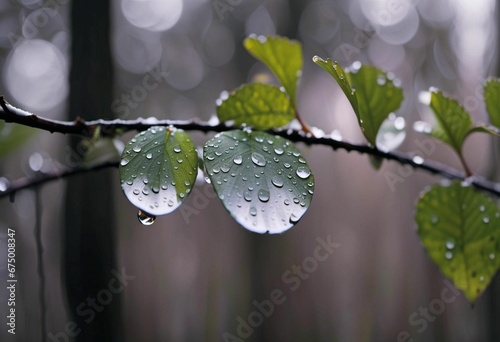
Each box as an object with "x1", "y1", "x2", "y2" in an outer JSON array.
[
  {"x1": 0, "y1": 122, "x2": 36, "y2": 159},
  {"x1": 467, "y1": 124, "x2": 500, "y2": 138},
  {"x1": 244, "y1": 35, "x2": 302, "y2": 107},
  {"x1": 119, "y1": 126, "x2": 198, "y2": 216},
  {"x1": 203, "y1": 129, "x2": 314, "y2": 234},
  {"x1": 484, "y1": 78, "x2": 500, "y2": 127},
  {"x1": 415, "y1": 181, "x2": 500, "y2": 303},
  {"x1": 216, "y1": 83, "x2": 295, "y2": 130},
  {"x1": 313, "y1": 57, "x2": 403, "y2": 146},
  {"x1": 428, "y1": 90, "x2": 473, "y2": 154}
]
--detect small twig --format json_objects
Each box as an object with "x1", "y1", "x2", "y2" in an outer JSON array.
[{"x1": 0, "y1": 96, "x2": 499, "y2": 197}]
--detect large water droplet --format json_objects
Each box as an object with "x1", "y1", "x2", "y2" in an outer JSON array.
[
  {"x1": 274, "y1": 147, "x2": 284, "y2": 155},
  {"x1": 146, "y1": 153, "x2": 153, "y2": 160},
  {"x1": 289, "y1": 213, "x2": 299, "y2": 223},
  {"x1": 133, "y1": 145, "x2": 141, "y2": 153},
  {"x1": 0, "y1": 177, "x2": 10, "y2": 192},
  {"x1": 173, "y1": 146, "x2": 181, "y2": 153},
  {"x1": 271, "y1": 175, "x2": 284, "y2": 188},
  {"x1": 296, "y1": 166, "x2": 311, "y2": 179},
  {"x1": 133, "y1": 189, "x2": 140, "y2": 195},
  {"x1": 120, "y1": 159, "x2": 130, "y2": 166},
  {"x1": 221, "y1": 164, "x2": 230, "y2": 173},
  {"x1": 251, "y1": 152, "x2": 267, "y2": 167},
  {"x1": 483, "y1": 216, "x2": 490, "y2": 224},
  {"x1": 258, "y1": 189, "x2": 270, "y2": 202},
  {"x1": 137, "y1": 210, "x2": 155, "y2": 225},
  {"x1": 233, "y1": 155, "x2": 243, "y2": 165},
  {"x1": 244, "y1": 191, "x2": 252, "y2": 202}
]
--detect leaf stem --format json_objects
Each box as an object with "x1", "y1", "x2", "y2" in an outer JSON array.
[
  {"x1": 458, "y1": 153, "x2": 473, "y2": 178},
  {"x1": 295, "y1": 110, "x2": 313, "y2": 135}
]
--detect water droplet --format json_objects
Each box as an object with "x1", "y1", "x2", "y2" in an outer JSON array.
[
  {"x1": 244, "y1": 191, "x2": 252, "y2": 202},
  {"x1": 479, "y1": 205, "x2": 486, "y2": 212},
  {"x1": 137, "y1": 210, "x2": 155, "y2": 225},
  {"x1": 377, "y1": 75, "x2": 386, "y2": 85},
  {"x1": 258, "y1": 189, "x2": 270, "y2": 202},
  {"x1": 431, "y1": 215, "x2": 439, "y2": 224},
  {"x1": 284, "y1": 163, "x2": 291, "y2": 169},
  {"x1": 133, "y1": 146, "x2": 141, "y2": 153},
  {"x1": 184, "y1": 180, "x2": 191, "y2": 186},
  {"x1": 251, "y1": 152, "x2": 267, "y2": 167},
  {"x1": 445, "y1": 251, "x2": 453, "y2": 260},
  {"x1": 284, "y1": 199, "x2": 290, "y2": 205},
  {"x1": 205, "y1": 176, "x2": 211, "y2": 184},
  {"x1": 412, "y1": 156, "x2": 424, "y2": 165},
  {"x1": 444, "y1": 239, "x2": 455, "y2": 250},
  {"x1": 207, "y1": 155, "x2": 215, "y2": 161},
  {"x1": 249, "y1": 206, "x2": 257, "y2": 216},
  {"x1": 289, "y1": 213, "x2": 299, "y2": 223},
  {"x1": 173, "y1": 146, "x2": 181, "y2": 153},
  {"x1": 233, "y1": 155, "x2": 243, "y2": 165},
  {"x1": 146, "y1": 153, "x2": 152, "y2": 160},
  {"x1": 271, "y1": 175, "x2": 284, "y2": 188},
  {"x1": 221, "y1": 165, "x2": 230, "y2": 173},
  {"x1": 133, "y1": 189, "x2": 140, "y2": 195},
  {"x1": 274, "y1": 147, "x2": 284, "y2": 155},
  {"x1": 489, "y1": 253, "x2": 495, "y2": 260},
  {"x1": 479, "y1": 276, "x2": 485, "y2": 282},
  {"x1": 483, "y1": 216, "x2": 490, "y2": 224},
  {"x1": 142, "y1": 188, "x2": 149, "y2": 195},
  {"x1": 120, "y1": 159, "x2": 130, "y2": 166},
  {"x1": 168, "y1": 200, "x2": 174, "y2": 207},
  {"x1": 152, "y1": 186, "x2": 160, "y2": 193},
  {"x1": 296, "y1": 166, "x2": 311, "y2": 179}
]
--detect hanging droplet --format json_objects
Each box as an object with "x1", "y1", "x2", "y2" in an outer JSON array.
[
  {"x1": 251, "y1": 152, "x2": 267, "y2": 167},
  {"x1": 296, "y1": 166, "x2": 311, "y2": 179},
  {"x1": 137, "y1": 210, "x2": 155, "y2": 225}
]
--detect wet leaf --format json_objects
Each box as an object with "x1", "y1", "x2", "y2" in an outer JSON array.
[
  {"x1": 427, "y1": 90, "x2": 473, "y2": 154},
  {"x1": 119, "y1": 126, "x2": 198, "y2": 216},
  {"x1": 244, "y1": 35, "x2": 302, "y2": 107},
  {"x1": 203, "y1": 129, "x2": 314, "y2": 234},
  {"x1": 484, "y1": 78, "x2": 500, "y2": 127},
  {"x1": 313, "y1": 57, "x2": 403, "y2": 146},
  {"x1": 415, "y1": 181, "x2": 500, "y2": 303},
  {"x1": 216, "y1": 83, "x2": 295, "y2": 130},
  {"x1": 0, "y1": 122, "x2": 37, "y2": 159}
]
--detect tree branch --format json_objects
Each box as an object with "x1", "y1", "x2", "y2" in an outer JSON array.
[{"x1": 1, "y1": 96, "x2": 499, "y2": 198}]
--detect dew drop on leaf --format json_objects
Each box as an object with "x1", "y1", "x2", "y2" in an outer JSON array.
[
  {"x1": 271, "y1": 175, "x2": 284, "y2": 188},
  {"x1": 137, "y1": 210, "x2": 155, "y2": 225},
  {"x1": 251, "y1": 152, "x2": 267, "y2": 167},
  {"x1": 296, "y1": 166, "x2": 311, "y2": 179},
  {"x1": 445, "y1": 251, "x2": 453, "y2": 260},
  {"x1": 258, "y1": 189, "x2": 270, "y2": 202},
  {"x1": 233, "y1": 155, "x2": 243, "y2": 165}
]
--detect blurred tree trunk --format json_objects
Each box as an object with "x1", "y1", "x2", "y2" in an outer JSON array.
[{"x1": 63, "y1": 1, "x2": 122, "y2": 341}]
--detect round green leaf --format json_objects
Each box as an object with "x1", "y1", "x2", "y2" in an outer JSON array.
[
  {"x1": 415, "y1": 181, "x2": 500, "y2": 303},
  {"x1": 203, "y1": 129, "x2": 314, "y2": 234},
  {"x1": 216, "y1": 83, "x2": 295, "y2": 130},
  {"x1": 119, "y1": 126, "x2": 198, "y2": 216}
]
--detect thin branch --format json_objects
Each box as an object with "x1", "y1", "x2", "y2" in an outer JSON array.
[{"x1": 1, "y1": 96, "x2": 499, "y2": 197}]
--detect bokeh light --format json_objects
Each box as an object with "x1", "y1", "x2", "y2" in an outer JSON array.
[
  {"x1": 121, "y1": 0, "x2": 183, "y2": 32},
  {"x1": 4, "y1": 39, "x2": 67, "y2": 112}
]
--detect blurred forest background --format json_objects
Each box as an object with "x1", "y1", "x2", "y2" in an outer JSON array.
[{"x1": 0, "y1": 0, "x2": 499, "y2": 341}]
